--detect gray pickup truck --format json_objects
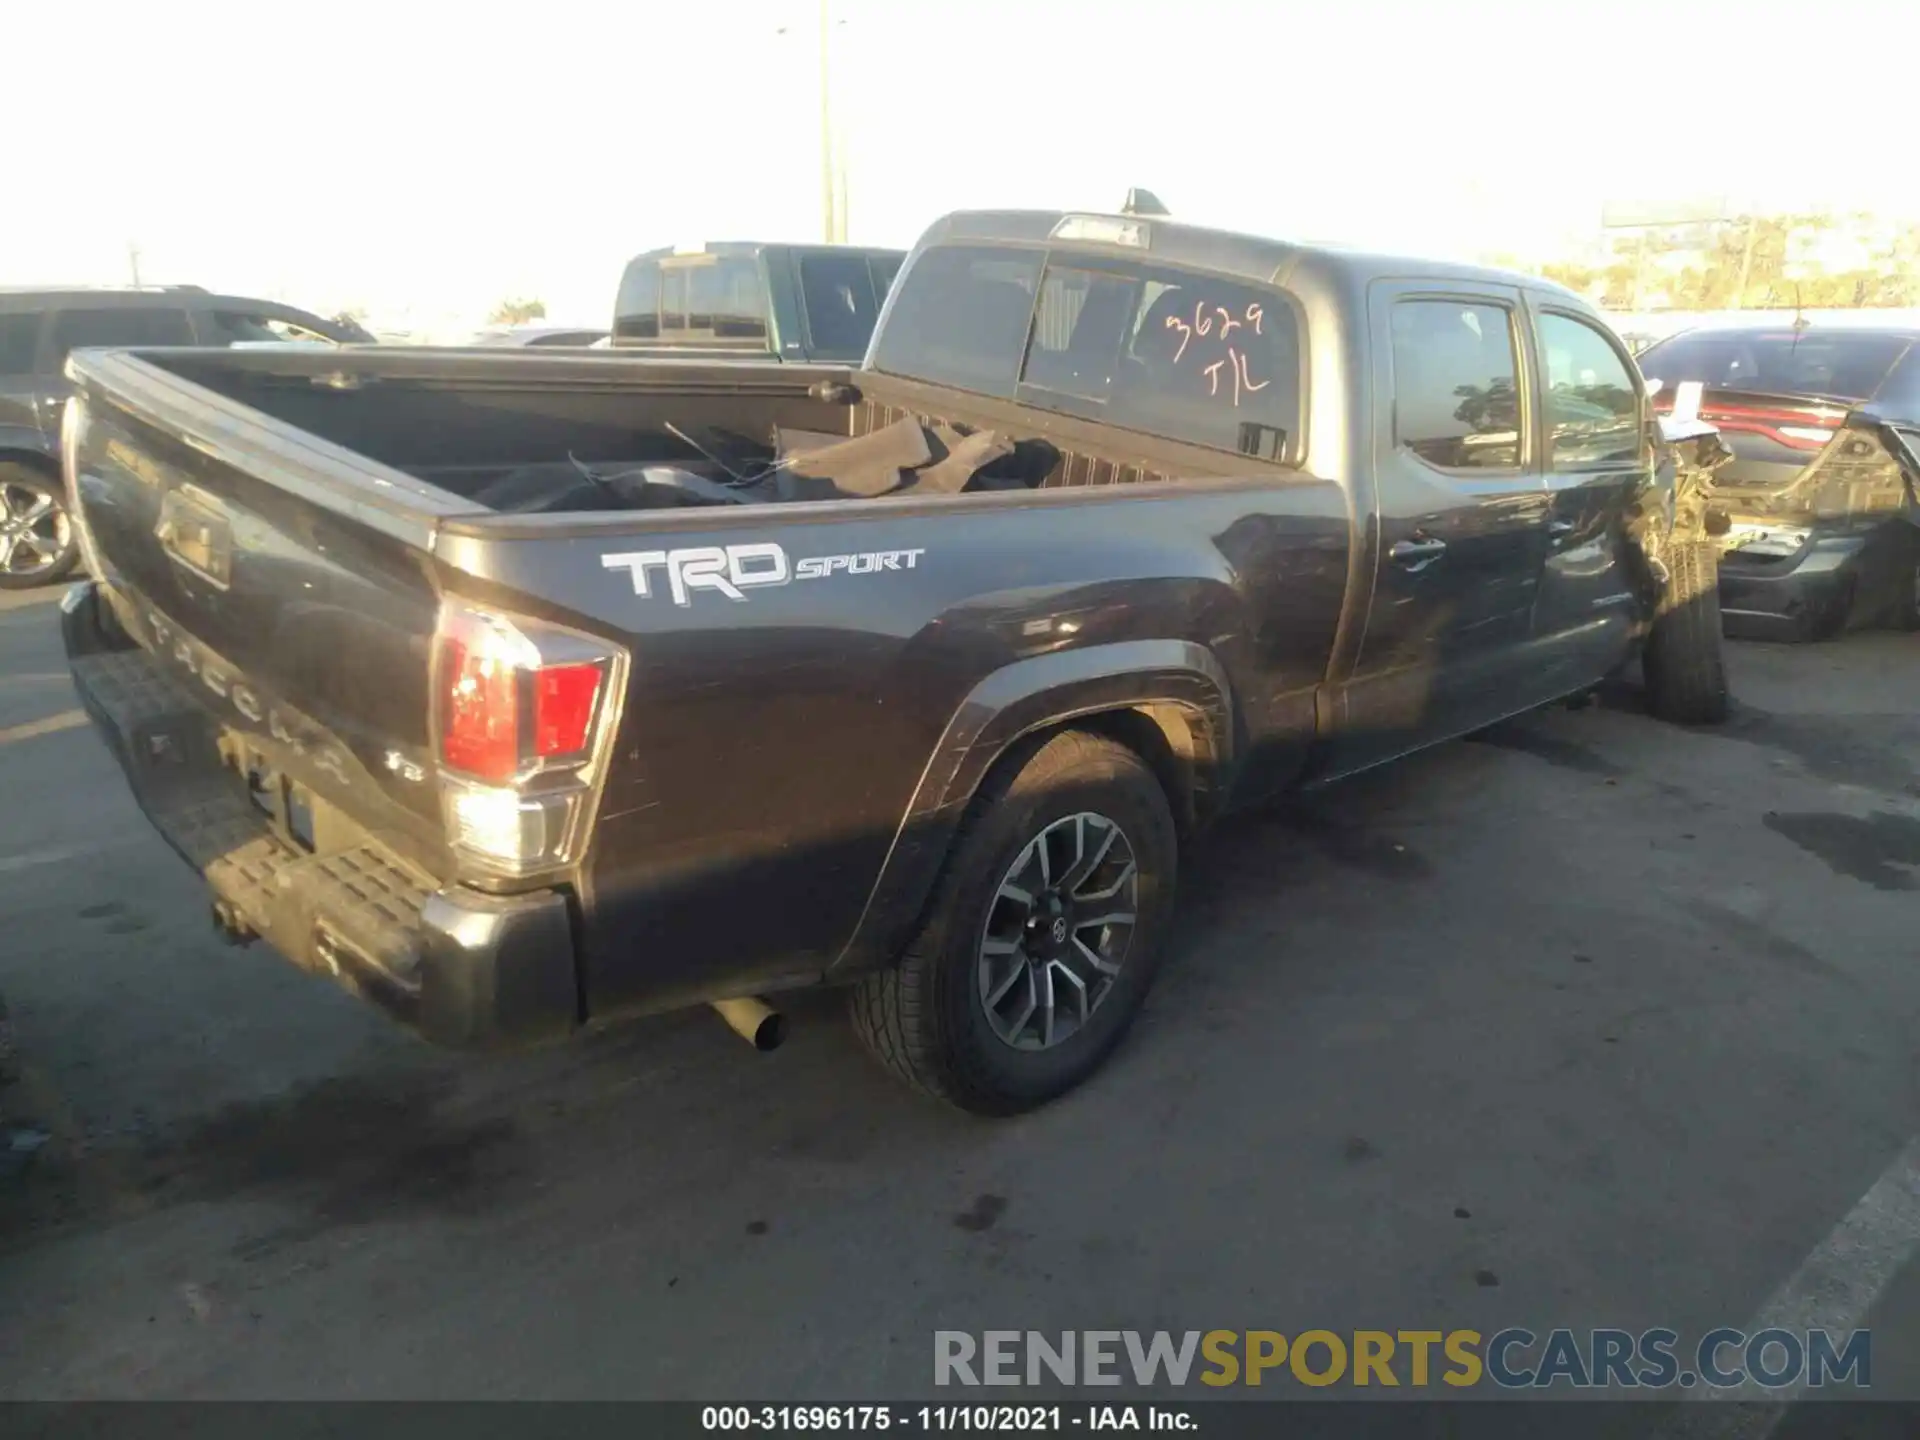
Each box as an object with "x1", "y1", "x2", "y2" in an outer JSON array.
[
  {"x1": 611, "y1": 241, "x2": 905, "y2": 364},
  {"x1": 58, "y1": 207, "x2": 1727, "y2": 1114}
]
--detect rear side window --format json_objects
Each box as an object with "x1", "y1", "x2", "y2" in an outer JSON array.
[
  {"x1": 48, "y1": 307, "x2": 193, "y2": 360},
  {"x1": 202, "y1": 310, "x2": 338, "y2": 346},
  {"x1": 0, "y1": 313, "x2": 39, "y2": 374},
  {"x1": 1392, "y1": 300, "x2": 1523, "y2": 470},
  {"x1": 1021, "y1": 265, "x2": 1302, "y2": 459},
  {"x1": 1638, "y1": 330, "x2": 1911, "y2": 402},
  {"x1": 869, "y1": 244, "x2": 1044, "y2": 397},
  {"x1": 798, "y1": 252, "x2": 882, "y2": 359},
  {"x1": 1538, "y1": 312, "x2": 1641, "y2": 467}
]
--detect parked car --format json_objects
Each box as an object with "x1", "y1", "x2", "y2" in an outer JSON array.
[
  {"x1": 468, "y1": 325, "x2": 611, "y2": 348},
  {"x1": 57, "y1": 207, "x2": 1726, "y2": 1114},
  {"x1": 612, "y1": 242, "x2": 905, "y2": 363},
  {"x1": 1637, "y1": 320, "x2": 1920, "y2": 639},
  {"x1": 0, "y1": 288, "x2": 370, "y2": 589}
]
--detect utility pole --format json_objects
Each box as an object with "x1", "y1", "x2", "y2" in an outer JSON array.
[
  {"x1": 818, "y1": 0, "x2": 839, "y2": 243},
  {"x1": 1733, "y1": 215, "x2": 1758, "y2": 309},
  {"x1": 127, "y1": 241, "x2": 143, "y2": 287}
]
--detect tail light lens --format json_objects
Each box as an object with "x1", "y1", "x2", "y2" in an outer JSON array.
[
  {"x1": 433, "y1": 603, "x2": 621, "y2": 874},
  {"x1": 1654, "y1": 397, "x2": 1845, "y2": 453}
]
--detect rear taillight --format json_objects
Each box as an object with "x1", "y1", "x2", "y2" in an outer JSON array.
[
  {"x1": 1654, "y1": 397, "x2": 1845, "y2": 453},
  {"x1": 533, "y1": 664, "x2": 603, "y2": 758},
  {"x1": 432, "y1": 603, "x2": 621, "y2": 874}
]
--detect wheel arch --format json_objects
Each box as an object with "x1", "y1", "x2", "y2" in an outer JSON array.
[{"x1": 827, "y1": 639, "x2": 1233, "y2": 979}]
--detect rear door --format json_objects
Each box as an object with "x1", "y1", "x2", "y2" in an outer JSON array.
[
  {"x1": 0, "y1": 309, "x2": 49, "y2": 440},
  {"x1": 1336, "y1": 283, "x2": 1550, "y2": 768},
  {"x1": 38, "y1": 305, "x2": 195, "y2": 433},
  {"x1": 1527, "y1": 303, "x2": 1652, "y2": 687}
]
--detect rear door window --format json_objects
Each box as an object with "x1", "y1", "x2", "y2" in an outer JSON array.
[
  {"x1": 869, "y1": 244, "x2": 1044, "y2": 398},
  {"x1": 798, "y1": 252, "x2": 882, "y2": 359},
  {"x1": 47, "y1": 307, "x2": 193, "y2": 362},
  {"x1": 1639, "y1": 330, "x2": 1911, "y2": 402},
  {"x1": 1391, "y1": 300, "x2": 1523, "y2": 470},
  {"x1": 201, "y1": 310, "x2": 339, "y2": 346},
  {"x1": 1538, "y1": 312, "x2": 1642, "y2": 467},
  {"x1": 0, "y1": 313, "x2": 41, "y2": 374}
]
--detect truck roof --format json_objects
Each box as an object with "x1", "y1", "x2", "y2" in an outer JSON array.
[
  {"x1": 630, "y1": 241, "x2": 906, "y2": 263},
  {"x1": 0, "y1": 286, "x2": 210, "y2": 309},
  {"x1": 916, "y1": 209, "x2": 1583, "y2": 304}
]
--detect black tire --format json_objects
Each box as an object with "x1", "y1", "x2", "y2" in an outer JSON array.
[
  {"x1": 0, "y1": 461, "x2": 80, "y2": 591},
  {"x1": 1643, "y1": 542, "x2": 1729, "y2": 724},
  {"x1": 849, "y1": 729, "x2": 1178, "y2": 1116},
  {"x1": 1884, "y1": 528, "x2": 1920, "y2": 632}
]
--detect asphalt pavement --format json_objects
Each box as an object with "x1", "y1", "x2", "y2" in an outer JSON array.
[{"x1": 2, "y1": 580, "x2": 1918, "y2": 1426}]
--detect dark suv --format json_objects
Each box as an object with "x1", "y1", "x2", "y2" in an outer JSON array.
[{"x1": 0, "y1": 288, "x2": 371, "y2": 589}]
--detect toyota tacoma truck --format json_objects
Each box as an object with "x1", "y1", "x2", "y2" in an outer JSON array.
[{"x1": 57, "y1": 208, "x2": 1728, "y2": 1114}]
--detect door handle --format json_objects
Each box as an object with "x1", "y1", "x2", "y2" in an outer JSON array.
[{"x1": 1389, "y1": 537, "x2": 1447, "y2": 570}]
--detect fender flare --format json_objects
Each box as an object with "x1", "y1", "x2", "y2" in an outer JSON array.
[
  {"x1": 0, "y1": 426, "x2": 58, "y2": 467},
  {"x1": 827, "y1": 639, "x2": 1233, "y2": 978}
]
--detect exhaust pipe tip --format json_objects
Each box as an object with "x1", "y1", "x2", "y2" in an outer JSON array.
[{"x1": 711, "y1": 996, "x2": 785, "y2": 1053}]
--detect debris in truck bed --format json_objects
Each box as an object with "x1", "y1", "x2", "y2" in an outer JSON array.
[
  {"x1": 774, "y1": 417, "x2": 935, "y2": 498},
  {"x1": 467, "y1": 418, "x2": 1026, "y2": 515}
]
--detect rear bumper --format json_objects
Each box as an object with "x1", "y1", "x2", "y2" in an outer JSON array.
[
  {"x1": 1716, "y1": 531, "x2": 1865, "y2": 640},
  {"x1": 59, "y1": 580, "x2": 580, "y2": 1051}
]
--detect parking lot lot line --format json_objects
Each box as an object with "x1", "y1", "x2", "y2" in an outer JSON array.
[
  {"x1": 0, "y1": 838, "x2": 138, "y2": 876},
  {"x1": 0, "y1": 709, "x2": 87, "y2": 747},
  {"x1": 1681, "y1": 1134, "x2": 1920, "y2": 1436}
]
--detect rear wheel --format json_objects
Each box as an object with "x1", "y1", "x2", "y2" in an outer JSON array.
[
  {"x1": 849, "y1": 730, "x2": 1178, "y2": 1115},
  {"x1": 1643, "y1": 542, "x2": 1729, "y2": 724},
  {"x1": 0, "y1": 462, "x2": 79, "y2": 591}
]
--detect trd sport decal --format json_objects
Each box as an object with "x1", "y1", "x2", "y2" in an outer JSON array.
[{"x1": 602, "y1": 543, "x2": 926, "y2": 606}]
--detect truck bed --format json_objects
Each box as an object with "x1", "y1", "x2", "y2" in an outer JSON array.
[{"x1": 61, "y1": 341, "x2": 1350, "y2": 1045}]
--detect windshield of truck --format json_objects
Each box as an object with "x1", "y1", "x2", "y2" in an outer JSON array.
[{"x1": 1638, "y1": 329, "x2": 1912, "y2": 402}]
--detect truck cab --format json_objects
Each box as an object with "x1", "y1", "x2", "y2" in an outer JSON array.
[{"x1": 611, "y1": 242, "x2": 904, "y2": 363}]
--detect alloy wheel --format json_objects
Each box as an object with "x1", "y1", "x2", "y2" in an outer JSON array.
[
  {"x1": 0, "y1": 480, "x2": 71, "y2": 581},
  {"x1": 977, "y1": 811, "x2": 1139, "y2": 1051}
]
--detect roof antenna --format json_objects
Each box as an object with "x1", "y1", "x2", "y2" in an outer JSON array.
[{"x1": 1120, "y1": 188, "x2": 1170, "y2": 218}]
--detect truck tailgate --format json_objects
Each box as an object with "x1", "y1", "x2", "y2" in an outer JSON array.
[{"x1": 63, "y1": 349, "x2": 475, "y2": 876}]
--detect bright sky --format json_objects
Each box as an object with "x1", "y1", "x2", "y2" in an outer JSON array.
[{"x1": 7, "y1": 0, "x2": 1914, "y2": 335}]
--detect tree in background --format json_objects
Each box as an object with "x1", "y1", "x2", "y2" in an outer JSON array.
[
  {"x1": 1535, "y1": 214, "x2": 1920, "y2": 311},
  {"x1": 489, "y1": 298, "x2": 548, "y2": 326}
]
